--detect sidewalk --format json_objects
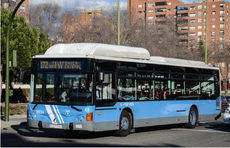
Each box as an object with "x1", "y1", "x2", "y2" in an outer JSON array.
[{"x1": 1, "y1": 115, "x2": 26, "y2": 129}]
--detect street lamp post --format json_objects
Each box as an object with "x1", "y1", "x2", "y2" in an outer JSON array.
[
  {"x1": 5, "y1": 0, "x2": 25, "y2": 122},
  {"x1": 117, "y1": 0, "x2": 120, "y2": 45}
]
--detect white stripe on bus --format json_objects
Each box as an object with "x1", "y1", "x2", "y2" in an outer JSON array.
[
  {"x1": 55, "y1": 105, "x2": 64, "y2": 123},
  {"x1": 45, "y1": 105, "x2": 56, "y2": 124},
  {"x1": 52, "y1": 105, "x2": 62, "y2": 124}
]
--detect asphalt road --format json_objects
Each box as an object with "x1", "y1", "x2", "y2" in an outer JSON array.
[{"x1": 1, "y1": 120, "x2": 230, "y2": 147}]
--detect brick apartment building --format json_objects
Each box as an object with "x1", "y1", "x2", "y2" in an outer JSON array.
[
  {"x1": 1, "y1": 0, "x2": 29, "y2": 23},
  {"x1": 128, "y1": 0, "x2": 230, "y2": 47},
  {"x1": 62, "y1": 10, "x2": 103, "y2": 43},
  {"x1": 128, "y1": 0, "x2": 230, "y2": 90}
]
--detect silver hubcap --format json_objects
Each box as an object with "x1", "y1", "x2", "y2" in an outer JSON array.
[
  {"x1": 189, "y1": 111, "x2": 196, "y2": 125},
  {"x1": 121, "y1": 117, "x2": 129, "y2": 130}
]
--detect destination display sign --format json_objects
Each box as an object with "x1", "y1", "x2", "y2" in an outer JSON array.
[
  {"x1": 33, "y1": 59, "x2": 91, "y2": 72},
  {"x1": 39, "y1": 61, "x2": 82, "y2": 70}
]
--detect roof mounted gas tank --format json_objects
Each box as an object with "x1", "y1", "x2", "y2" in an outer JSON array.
[{"x1": 44, "y1": 43, "x2": 150, "y2": 60}]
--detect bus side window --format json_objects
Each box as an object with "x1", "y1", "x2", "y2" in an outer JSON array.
[
  {"x1": 137, "y1": 79, "x2": 153, "y2": 100},
  {"x1": 118, "y1": 78, "x2": 136, "y2": 101},
  {"x1": 96, "y1": 73, "x2": 116, "y2": 100}
]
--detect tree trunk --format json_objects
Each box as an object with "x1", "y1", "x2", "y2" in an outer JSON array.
[
  {"x1": 0, "y1": 65, "x2": 2, "y2": 100},
  {"x1": 226, "y1": 63, "x2": 229, "y2": 94}
]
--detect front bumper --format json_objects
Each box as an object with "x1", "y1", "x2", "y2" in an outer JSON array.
[{"x1": 27, "y1": 119, "x2": 95, "y2": 131}]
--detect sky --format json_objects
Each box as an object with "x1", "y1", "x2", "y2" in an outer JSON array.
[{"x1": 30, "y1": 0, "x2": 230, "y2": 12}]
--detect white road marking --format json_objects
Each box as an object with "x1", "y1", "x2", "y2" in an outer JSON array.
[{"x1": 171, "y1": 128, "x2": 230, "y2": 134}]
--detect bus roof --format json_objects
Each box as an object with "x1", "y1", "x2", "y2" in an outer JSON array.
[
  {"x1": 41, "y1": 43, "x2": 150, "y2": 60},
  {"x1": 33, "y1": 43, "x2": 219, "y2": 70}
]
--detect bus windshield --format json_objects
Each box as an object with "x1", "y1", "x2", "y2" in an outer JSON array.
[{"x1": 33, "y1": 73, "x2": 93, "y2": 106}]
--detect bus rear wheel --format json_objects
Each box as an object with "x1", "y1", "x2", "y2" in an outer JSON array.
[
  {"x1": 117, "y1": 110, "x2": 132, "y2": 137},
  {"x1": 186, "y1": 107, "x2": 198, "y2": 128}
]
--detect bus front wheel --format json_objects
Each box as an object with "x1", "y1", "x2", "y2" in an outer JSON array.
[
  {"x1": 117, "y1": 110, "x2": 132, "y2": 137},
  {"x1": 186, "y1": 107, "x2": 198, "y2": 128}
]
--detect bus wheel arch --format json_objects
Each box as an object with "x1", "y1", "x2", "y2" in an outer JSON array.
[
  {"x1": 186, "y1": 105, "x2": 199, "y2": 128},
  {"x1": 117, "y1": 108, "x2": 133, "y2": 136},
  {"x1": 122, "y1": 108, "x2": 134, "y2": 128}
]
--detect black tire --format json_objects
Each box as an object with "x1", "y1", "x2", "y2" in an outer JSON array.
[
  {"x1": 186, "y1": 107, "x2": 198, "y2": 128},
  {"x1": 117, "y1": 111, "x2": 132, "y2": 137}
]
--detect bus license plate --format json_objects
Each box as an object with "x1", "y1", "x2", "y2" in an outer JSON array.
[{"x1": 49, "y1": 124, "x2": 62, "y2": 129}]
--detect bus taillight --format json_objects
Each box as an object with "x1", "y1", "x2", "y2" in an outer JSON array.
[{"x1": 86, "y1": 113, "x2": 93, "y2": 121}]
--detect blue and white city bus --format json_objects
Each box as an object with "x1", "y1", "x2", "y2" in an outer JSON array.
[{"x1": 27, "y1": 43, "x2": 221, "y2": 136}]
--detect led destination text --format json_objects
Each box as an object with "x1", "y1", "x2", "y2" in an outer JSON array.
[{"x1": 40, "y1": 61, "x2": 81, "y2": 70}]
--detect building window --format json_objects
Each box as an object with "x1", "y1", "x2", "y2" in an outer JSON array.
[
  {"x1": 178, "y1": 26, "x2": 188, "y2": 30},
  {"x1": 198, "y1": 26, "x2": 202, "y2": 29},
  {"x1": 220, "y1": 44, "x2": 224, "y2": 49},
  {"x1": 189, "y1": 33, "x2": 196, "y2": 37},
  {"x1": 177, "y1": 13, "x2": 188, "y2": 17},
  {"x1": 211, "y1": 32, "x2": 215, "y2": 36},
  {"x1": 190, "y1": 6, "x2": 196, "y2": 10},
  {"x1": 190, "y1": 13, "x2": 196, "y2": 17},
  {"x1": 198, "y1": 5, "x2": 202, "y2": 9},
  {"x1": 220, "y1": 3, "x2": 225, "y2": 8},
  {"x1": 155, "y1": 2, "x2": 167, "y2": 6},
  {"x1": 190, "y1": 19, "x2": 196, "y2": 23},
  {"x1": 212, "y1": 18, "x2": 215, "y2": 22},
  {"x1": 220, "y1": 23, "x2": 224, "y2": 28},
  {"x1": 212, "y1": 11, "x2": 216, "y2": 15},
  {"x1": 198, "y1": 38, "x2": 202, "y2": 42},
  {"x1": 138, "y1": 4, "x2": 142, "y2": 8},
  {"x1": 148, "y1": 16, "x2": 154, "y2": 20},
  {"x1": 220, "y1": 17, "x2": 224, "y2": 21},
  {"x1": 148, "y1": 10, "x2": 154, "y2": 13},
  {"x1": 220, "y1": 10, "x2": 224, "y2": 15},
  {"x1": 198, "y1": 18, "x2": 202, "y2": 22},
  {"x1": 167, "y1": 2, "x2": 171, "y2": 5},
  {"x1": 138, "y1": 11, "x2": 142, "y2": 14},
  {"x1": 190, "y1": 27, "x2": 196, "y2": 31},
  {"x1": 20, "y1": 6, "x2": 25, "y2": 12},
  {"x1": 156, "y1": 8, "x2": 167, "y2": 12},
  {"x1": 177, "y1": 6, "x2": 188, "y2": 11},
  {"x1": 168, "y1": 9, "x2": 172, "y2": 12},
  {"x1": 212, "y1": 25, "x2": 215, "y2": 28},
  {"x1": 220, "y1": 30, "x2": 224, "y2": 35},
  {"x1": 198, "y1": 32, "x2": 202, "y2": 36},
  {"x1": 212, "y1": 4, "x2": 216, "y2": 8},
  {"x1": 3, "y1": 3, "x2": 9, "y2": 9},
  {"x1": 198, "y1": 12, "x2": 202, "y2": 16},
  {"x1": 220, "y1": 37, "x2": 224, "y2": 42},
  {"x1": 148, "y1": 4, "x2": 154, "y2": 7}
]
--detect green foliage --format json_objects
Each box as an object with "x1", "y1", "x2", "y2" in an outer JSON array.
[{"x1": 1, "y1": 8, "x2": 50, "y2": 83}]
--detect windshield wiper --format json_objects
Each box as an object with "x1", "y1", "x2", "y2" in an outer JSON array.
[{"x1": 71, "y1": 105, "x2": 82, "y2": 112}]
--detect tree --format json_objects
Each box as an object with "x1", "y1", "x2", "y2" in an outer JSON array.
[
  {"x1": 29, "y1": 2, "x2": 62, "y2": 44},
  {"x1": 1, "y1": 8, "x2": 50, "y2": 83},
  {"x1": 62, "y1": 10, "x2": 200, "y2": 60},
  {"x1": 210, "y1": 41, "x2": 230, "y2": 92}
]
